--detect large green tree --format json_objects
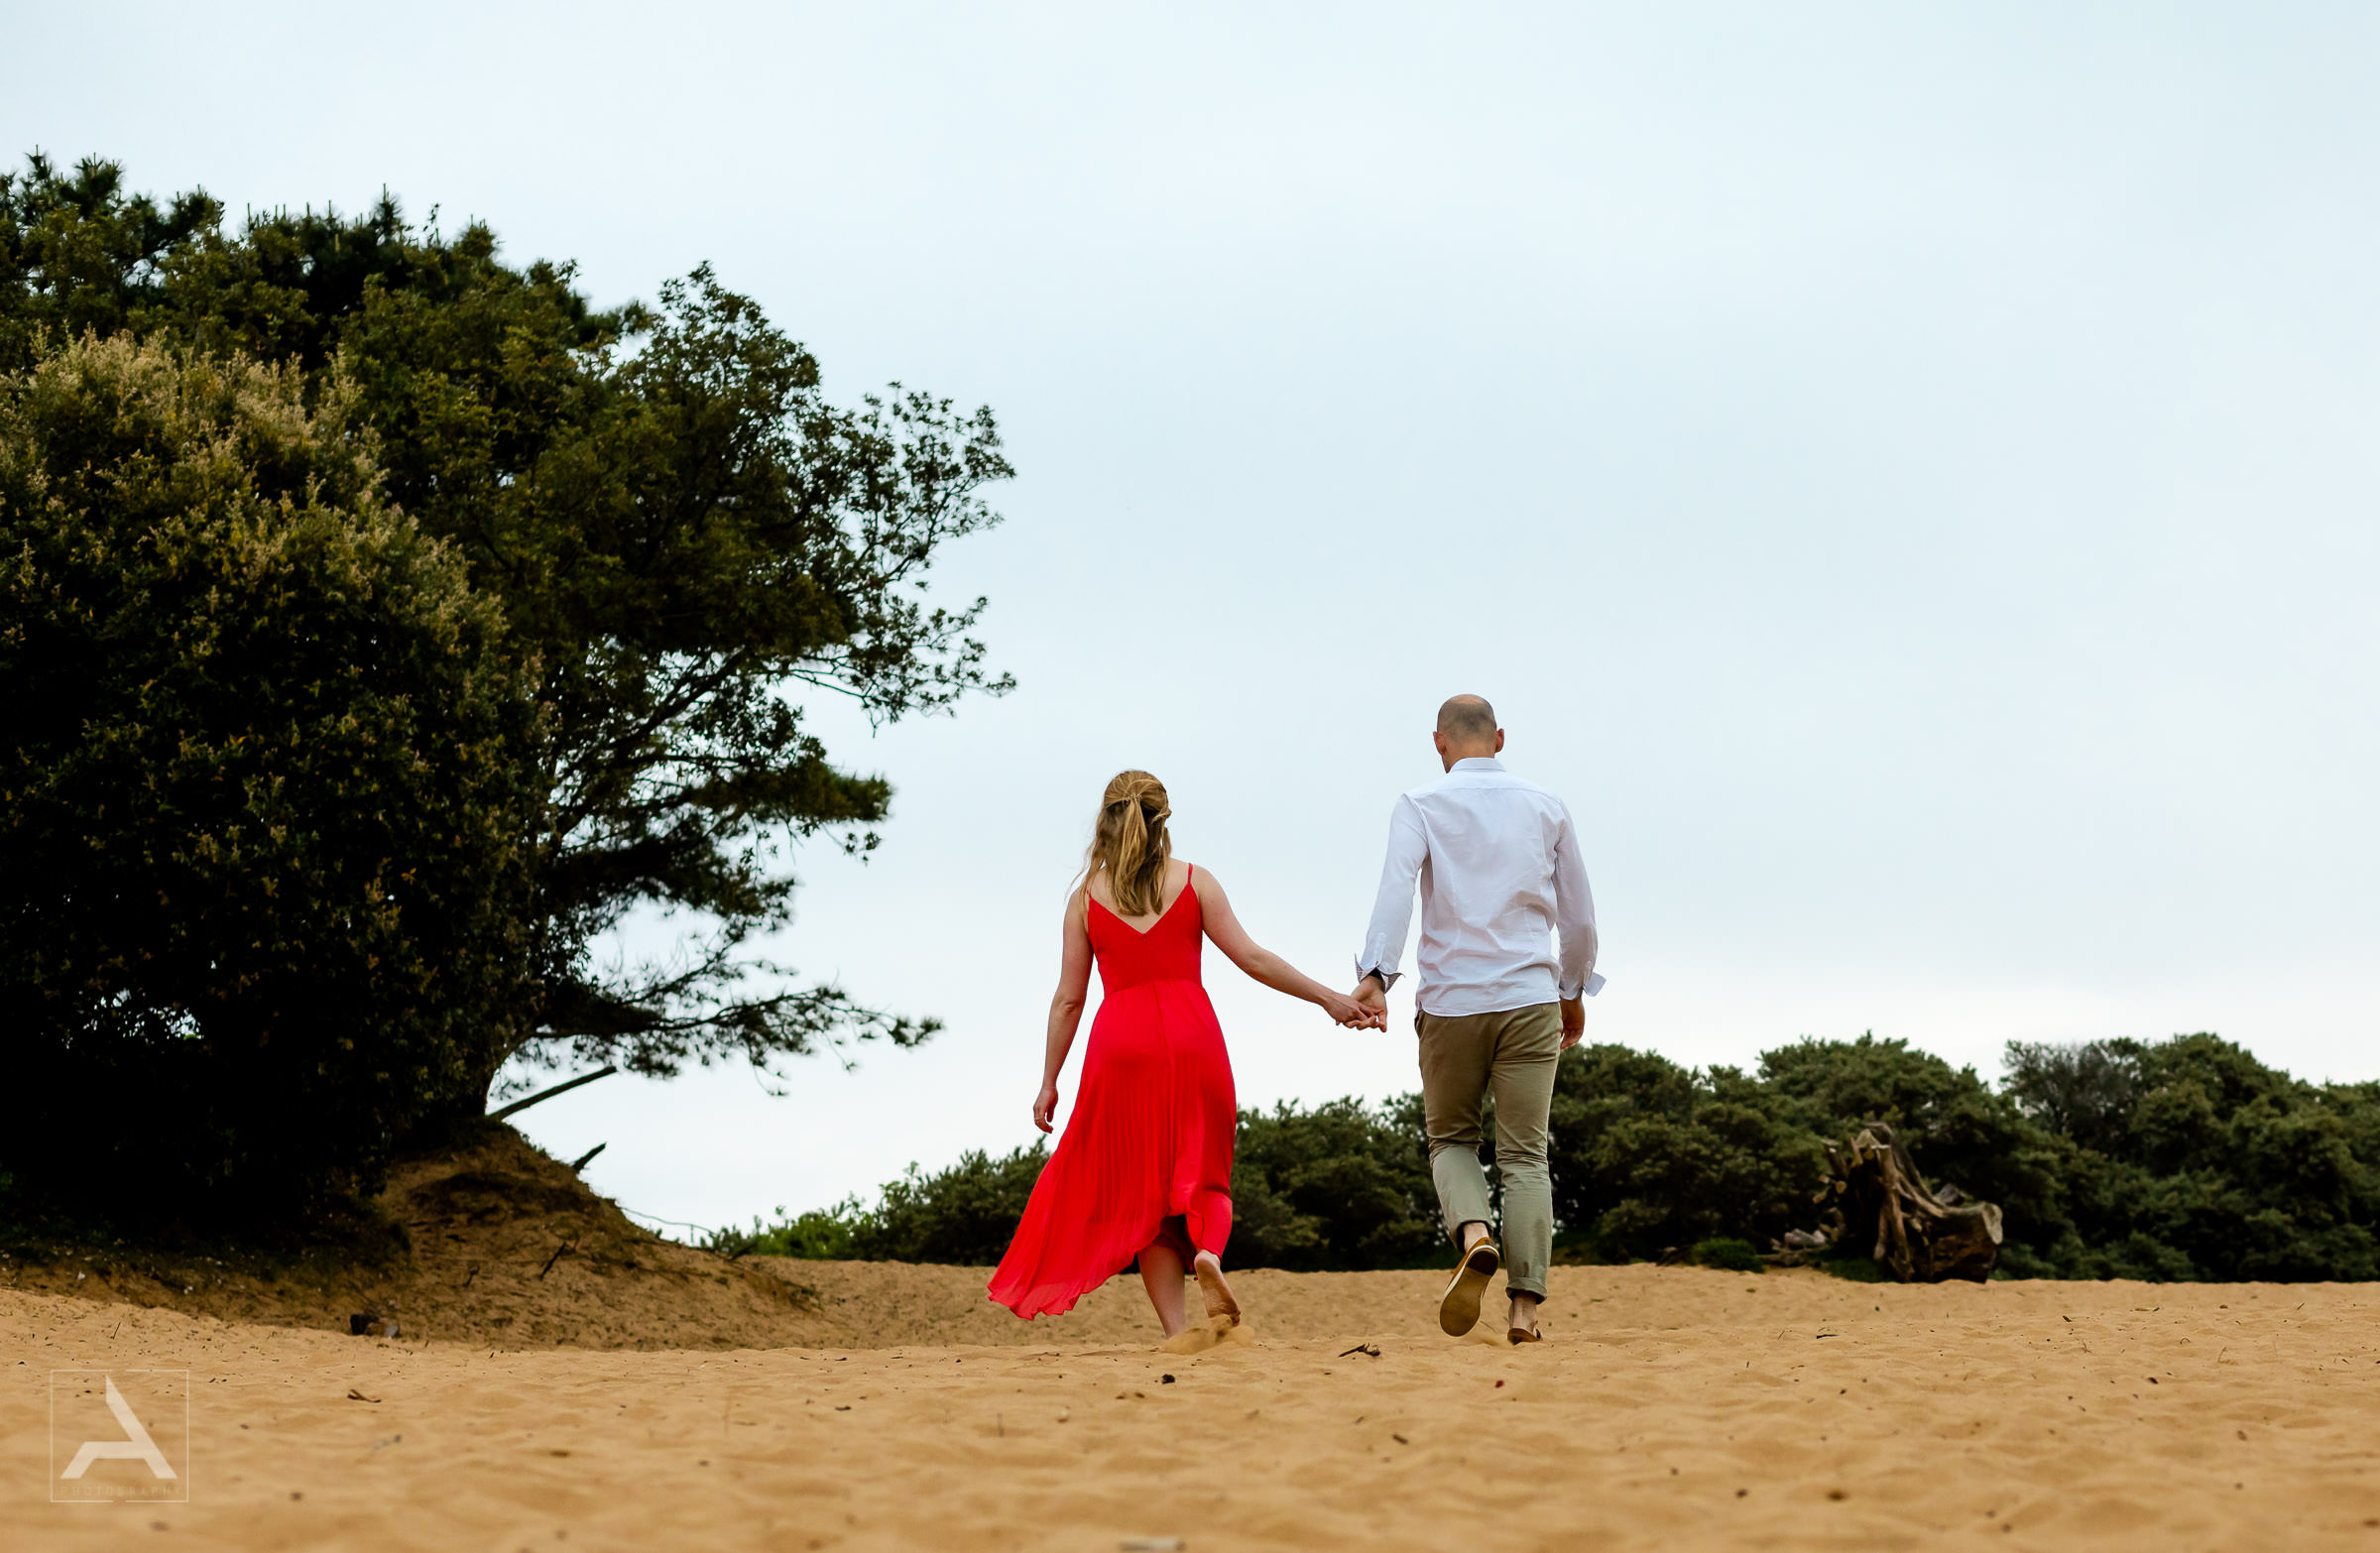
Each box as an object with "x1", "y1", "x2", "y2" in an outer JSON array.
[
  {"x1": 1, "y1": 154, "x2": 1012, "y2": 1099},
  {"x1": 0, "y1": 332, "x2": 537, "y2": 1209}
]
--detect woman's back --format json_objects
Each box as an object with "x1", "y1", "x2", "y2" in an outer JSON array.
[{"x1": 1084, "y1": 860, "x2": 1205, "y2": 991}]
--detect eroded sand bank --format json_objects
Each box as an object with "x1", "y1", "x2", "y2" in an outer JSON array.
[{"x1": 8, "y1": 1263, "x2": 2380, "y2": 1551}]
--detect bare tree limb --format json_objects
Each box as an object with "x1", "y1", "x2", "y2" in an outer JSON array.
[{"x1": 488, "y1": 1065, "x2": 618, "y2": 1122}]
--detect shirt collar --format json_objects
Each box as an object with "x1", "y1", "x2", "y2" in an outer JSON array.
[{"x1": 1451, "y1": 757, "x2": 1505, "y2": 773}]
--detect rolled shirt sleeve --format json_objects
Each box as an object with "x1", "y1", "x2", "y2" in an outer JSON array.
[
  {"x1": 1356, "y1": 795, "x2": 1429, "y2": 986},
  {"x1": 1551, "y1": 806, "x2": 1604, "y2": 999}
]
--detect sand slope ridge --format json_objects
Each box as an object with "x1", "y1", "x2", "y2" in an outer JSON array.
[
  {"x1": 3, "y1": 1128, "x2": 835, "y2": 1351},
  {"x1": 11, "y1": 1265, "x2": 2380, "y2": 1550}
]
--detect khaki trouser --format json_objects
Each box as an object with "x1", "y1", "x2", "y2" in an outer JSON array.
[{"x1": 1416, "y1": 1002, "x2": 1562, "y2": 1301}]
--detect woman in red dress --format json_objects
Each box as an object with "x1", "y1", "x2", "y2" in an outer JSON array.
[{"x1": 988, "y1": 770, "x2": 1378, "y2": 1347}]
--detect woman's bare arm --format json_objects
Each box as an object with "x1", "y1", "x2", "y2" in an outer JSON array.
[
  {"x1": 1193, "y1": 869, "x2": 1381, "y2": 1027},
  {"x1": 1032, "y1": 889, "x2": 1097, "y2": 1132}
]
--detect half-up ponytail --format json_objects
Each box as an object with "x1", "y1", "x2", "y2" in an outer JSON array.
[{"x1": 1086, "y1": 770, "x2": 1173, "y2": 917}]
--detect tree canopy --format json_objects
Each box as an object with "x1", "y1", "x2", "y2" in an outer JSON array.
[
  {"x1": 1, "y1": 154, "x2": 1012, "y2": 1099},
  {"x1": 0, "y1": 332, "x2": 537, "y2": 1210}
]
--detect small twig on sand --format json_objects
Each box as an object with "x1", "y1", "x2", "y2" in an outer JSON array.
[
  {"x1": 536, "y1": 1238, "x2": 578, "y2": 1280},
  {"x1": 1339, "y1": 1343, "x2": 1382, "y2": 1359}
]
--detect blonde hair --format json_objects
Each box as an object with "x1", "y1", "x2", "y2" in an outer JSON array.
[{"x1": 1086, "y1": 770, "x2": 1173, "y2": 918}]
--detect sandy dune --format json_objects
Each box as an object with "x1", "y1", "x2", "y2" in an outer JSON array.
[{"x1": 9, "y1": 1263, "x2": 2380, "y2": 1550}]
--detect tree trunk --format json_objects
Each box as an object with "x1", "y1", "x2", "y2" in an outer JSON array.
[{"x1": 1804, "y1": 1123, "x2": 2002, "y2": 1282}]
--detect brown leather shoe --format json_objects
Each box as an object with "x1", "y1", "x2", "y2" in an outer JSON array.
[{"x1": 1438, "y1": 1241, "x2": 1500, "y2": 1336}]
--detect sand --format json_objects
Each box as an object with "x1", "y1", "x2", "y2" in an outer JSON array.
[{"x1": 10, "y1": 1263, "x2": 2380, "y2": 1551}]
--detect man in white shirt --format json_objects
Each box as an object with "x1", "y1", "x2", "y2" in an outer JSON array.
[{"x1": 1353, "y1": 694, "x2": 1602, "y2": 1343}]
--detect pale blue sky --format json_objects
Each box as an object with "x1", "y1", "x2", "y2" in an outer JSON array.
[{"x1": 12, "y1": 2, "x2": 2378, "y2": 1234}]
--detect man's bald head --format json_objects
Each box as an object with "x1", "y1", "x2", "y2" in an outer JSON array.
[
  {"x1": 1437, "y1": 694, "x2": 1497, "y2": 744},
  {"x1": 1433, "y1": 695, "x2": 1503, "y2": 770}
]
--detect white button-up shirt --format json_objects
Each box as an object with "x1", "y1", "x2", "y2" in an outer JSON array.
[{"x1": 1357, "y1": 757, "x2": 1603, "y2": 1016}]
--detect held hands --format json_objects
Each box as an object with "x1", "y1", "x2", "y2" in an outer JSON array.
[
  {"x1": 1032, "y1": 1081, "x2": 1060, "y2": 1134},
  {"x1": 1318, "y1": 976, "x2": 1388, "y2": 1031},
  {"x1": 1320, "y1": 989, "x2": 1386, "y2": 1029}
]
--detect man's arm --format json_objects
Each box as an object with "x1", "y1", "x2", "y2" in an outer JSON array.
[
  {"x1": 1551, "y1": 805, "x2": 1602, "y2": 1003},
  {"x1": 1354, "y1": 796, "x2": 1428, "y2": 1012}
]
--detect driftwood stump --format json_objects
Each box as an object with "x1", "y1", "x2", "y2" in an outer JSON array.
[{"x1": 1791, "y1": 1123, "x2": 2003, "y2": 1282}]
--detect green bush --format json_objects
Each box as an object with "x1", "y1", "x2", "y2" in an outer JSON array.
[
  {"x1": 1689, "y1": 1237, "x2": 1765, "y2": 1273},
  {"x1": 742, "y1": 1099, "x2": 1444, "y2": 1271},
  {"x1": 706, "y1": 1205, "x2": 860, "y2": 1260},
  {"x1": 1547, "y1": 1044, "x2": 1824, "y2": 1261},
  {"x1": 0, "y1": 333, "x2": 537, "y2": 1218},
  {"x1": 850, "y1": 1146, "x2": 1049, "y2": 1264},
  {"x1": 1821, "y1": 1254, "x2": 1888, "y2": 1282},
  {"x1": 720, "y1": 1145, "x2": 1052, "y2": 1265},
  {"x1": 734, "y1": 1033, "x2": 2380, "y2": 1282},
  {"x1": 1230, "y1": 1098, "x2": 1444, "y2": 1271},
  {"x1": 2005, "y1": 1034, "x2": 2380, "y2": 1281}
]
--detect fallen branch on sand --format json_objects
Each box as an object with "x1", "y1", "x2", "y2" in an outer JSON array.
[{"x1": 1778, "y1": 1123, "x2": 2003, "y2": 1282}]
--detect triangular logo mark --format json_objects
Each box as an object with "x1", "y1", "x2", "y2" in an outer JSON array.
[{"x1": 60, "y1": 1376, "x2": 177, "y2": 1481}]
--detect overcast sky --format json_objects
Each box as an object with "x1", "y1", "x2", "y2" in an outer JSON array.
[{"x1": 13, "y1": 2, "x2": 2379, "y2": 1237}]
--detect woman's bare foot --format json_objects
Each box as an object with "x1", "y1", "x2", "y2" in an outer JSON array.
[{"x1": 1193, "y1": 1251, "x2": 1241, "y2": 1332}]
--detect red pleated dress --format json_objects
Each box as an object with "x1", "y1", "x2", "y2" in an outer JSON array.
[{"x1": 988, "y1": 867, "x2": 1237, "y2": 1319}]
